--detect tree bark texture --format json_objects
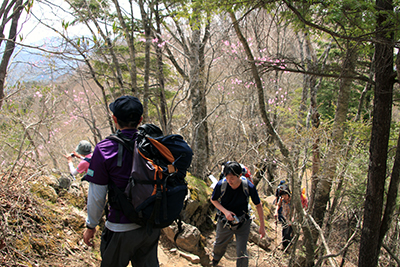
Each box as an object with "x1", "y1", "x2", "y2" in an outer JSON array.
[
  {"x1": 189, "y1": 11, "x2": 210, "y2": 179},
  {"x1": 358, "y1": 0, "x2": 394, "y2": 265}
]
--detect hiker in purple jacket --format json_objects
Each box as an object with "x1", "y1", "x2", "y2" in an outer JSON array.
[{"x1": 83, "y1": 95, "x2": 161, "y2": 267}]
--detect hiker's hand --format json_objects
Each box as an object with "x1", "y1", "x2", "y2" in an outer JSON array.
[
  {"x1": 83, "y1": 228, "x2": 96, "y2": 247},
  {"x1": 224, "y1": 211, "x2": 235, "y2": 221},
  {"x1": 65, "y1": 154, "x2": 73, "y2": 163},
  {"x1": 259, "y1": 227, "x2": 266, "y2": 239}
]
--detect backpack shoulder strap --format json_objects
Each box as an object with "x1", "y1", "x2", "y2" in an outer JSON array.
[
  {"x1": 106, "y1": 130, "x2": 136, "y2": 167},
  {"x1": 83, "y1": 157, "x2": 91, "y2": 163},
  {"x1": 241, "y1": 177, "x2": 249, "y2": 201},
  {"x1": 219, "y1": 178, "x2": 228, "y2": 202}
]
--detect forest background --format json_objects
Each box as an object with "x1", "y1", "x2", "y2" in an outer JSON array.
[{"x1": 1, "y1": 0, "x2": 400, "y2": 266}]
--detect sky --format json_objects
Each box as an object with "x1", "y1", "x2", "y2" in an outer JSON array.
[
  {"x1": 6, "y1": 0, "x2": 142, "y2": 85},
  {"x1": 17, "y1": 0, "x2": 141, "y2": 46},
  {"x1": 17, "y1": 0, "x2": 89, "y2": 46},
  {"x1": 6, "y1": 0, "x2": 91, "y2": 85}
]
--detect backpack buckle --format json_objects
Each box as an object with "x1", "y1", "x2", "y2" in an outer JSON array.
[{"x1": 167, "y1": 164, "x2": 176, "y2": 173}]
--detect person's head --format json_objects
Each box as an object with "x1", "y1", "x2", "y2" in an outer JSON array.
[
  {"x1": 109, "y1": 95, "x2": 143, "y2": 129},
  {"x1": 76, "y1": 140, "x2": 92, "y2": 156},
  {"x1": 279, "y1": 185, "x2": 291, "y2": 200},
  {"x1": 223, "y1": 161, "x2": 243, "y2": 189}
]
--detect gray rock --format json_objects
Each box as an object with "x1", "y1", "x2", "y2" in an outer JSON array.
[
  {"x1": 58, "y1": 176, "x2": 71, "y2": 189},
  {"x1": 162, "y1": 221, "x2": 201, "y2": 253}
]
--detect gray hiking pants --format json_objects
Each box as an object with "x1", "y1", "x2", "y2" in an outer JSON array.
[
  {"x1": 100, "y1": 227, "x2": 160, "y2": 267},
  {"x1": 212, "y1": 218, "x2": 252, "y2": 267}
]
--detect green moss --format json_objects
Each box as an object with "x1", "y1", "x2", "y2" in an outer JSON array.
[
  {"x1": 30, "y1": 236, "x2": 47, "y2": 255},
  {"x1": 59, "y1": 189, "x2": 87, "y2": 209},
  {"x1": 186, "y1": 174, "x2": 212, "y2": 205},
  {"x1": 249, "y1": 198, "x2": 274, "y2": 227},
  {"x1": 30, "y1": 181, "x2": 57, "y2": 203},
  {"x1": 14, "y1": 235, "x2": 31, "y2": 253}
]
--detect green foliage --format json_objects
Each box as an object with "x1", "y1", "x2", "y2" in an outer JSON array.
[
  {"x1": 317, "y1": 79, "x2": 339, "y2": 120},
  {"x1": 69, "y1": 0, "x2": 111, "y2": 24}
]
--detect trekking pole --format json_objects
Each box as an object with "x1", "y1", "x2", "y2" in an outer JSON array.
[{"x1": 275, "y1": 219, "x2": 278, "y2": 248}]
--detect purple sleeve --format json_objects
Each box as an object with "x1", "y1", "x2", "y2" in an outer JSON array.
[
  {"x1": 84, "y1": 136, "x2": 134, "y2": 188},
  {"x1": 84, "y1": 140, "x2": 116, "y2": 185}
]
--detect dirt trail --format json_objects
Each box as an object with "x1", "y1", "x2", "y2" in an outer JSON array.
[{"x1": 157, "y1": 195, "x2": 288, "y2": 267}]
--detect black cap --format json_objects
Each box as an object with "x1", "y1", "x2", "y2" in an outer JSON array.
[{"x1": 109, "y1": 96, "x2": 143, "y2": 122}]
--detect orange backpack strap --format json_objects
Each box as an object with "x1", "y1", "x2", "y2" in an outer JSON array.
[{"x1": 148, "y1": 138, "x2": 177, "y2": 174}]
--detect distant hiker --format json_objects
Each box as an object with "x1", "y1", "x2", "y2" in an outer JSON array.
[
  {"x1": 83, "y1": 95, "x2": 161, "y2": 267},
  {"x1": 274, "y1": 185, "x2": 293, "y2": 250},
  {"x1": 210, "y1": 161, "x2": 266, "y2": 267},
  {"x1": 274, "y1": 180, "x2": 286, "y2": 223},
  {"x1": 301, "y1": 187, "x2": 308, "y2": 210},
  {"x1": 64, "y1": 140, "x2": 92, "y2": 177},
  {"x1": 240, "y1": 163, "x2": 253, "y2": 184}
]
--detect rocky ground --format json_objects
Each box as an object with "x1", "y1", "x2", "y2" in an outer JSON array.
[
  {"x1": 158, "y1": 229, "x2": 289, "y2": 267},
  {"x1": 0, "y1": 170, "x2": 359, "y2": 267}
]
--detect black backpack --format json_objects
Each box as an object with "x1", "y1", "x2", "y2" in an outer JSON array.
[{"x1": 106, "y1": 124, "x2": 193, "y2": 233}]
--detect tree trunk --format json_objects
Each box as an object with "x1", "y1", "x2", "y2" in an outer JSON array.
[
  {"x1": 138, "y1": 0, "x2": 152, "y2": 123},
  {"x1": 311, "y1": 43, "x2": 356, "y2": 242},
  {"x1": 112, "y1": 0, "x2": 137, "y2": 92},
  {"x1": 377, "y1": 50, "x2": 400, "y2": 251},
  {"x1": 189, "y1": 10, "x2": 210, "y2": 179},
  {"x1": 358, "y1": 0, "x2": 394, "y2": 265},
  {"x1": 0, "y1": 0, "x2": 24, "y2": 109},
  {"x1": 154, "y1": 2, "x2": 168, "y2": 134}
]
